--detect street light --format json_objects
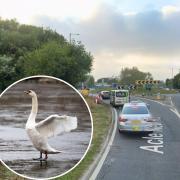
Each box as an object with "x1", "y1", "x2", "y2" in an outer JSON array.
[{"x1": 69, "y1": 33, "x2": 80, "y2": 44}]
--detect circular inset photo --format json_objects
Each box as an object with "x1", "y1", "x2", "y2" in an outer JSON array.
[{"x1": 0, "y1": 75, "x2": 93, "y2": 179}]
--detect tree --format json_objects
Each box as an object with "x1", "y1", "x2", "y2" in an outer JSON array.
[
  {"x1": 97, "y1": 77, "x2": 119, "y2": 84},
  {"x1": 0, "y1": 55, "x2": 16, "y2": 90},
  {"x1": 119, "y1": 67, "x2": 153, "y2": 85},
  {"x1": 85, "y1": 75, "x2": 95, "y2": 87},
  {"x1": 166, "y1": 78, "x2": 173, "y2": 88},
  {"x1": 173, "y1": 73, "x2": 180, "y2": 89},
  {"x1": 21, "y1": 41, "x2": 93, "y2": 86},
  {"x1": 0, "y1": 18, "x2": 93, "y2": 89}
]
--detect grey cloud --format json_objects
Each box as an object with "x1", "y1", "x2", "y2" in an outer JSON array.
[{"x1": 32, "y1": 3, "x2": 180, "y2": 57}]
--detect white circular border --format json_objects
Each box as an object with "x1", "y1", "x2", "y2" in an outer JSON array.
[{"x1": 0, "y1": 75, "x2": 93, "y2": 180}]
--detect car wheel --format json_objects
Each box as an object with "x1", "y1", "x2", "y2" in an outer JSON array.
[{"x1": 118, "y1": 128, "x2": 123, "y2": 133}]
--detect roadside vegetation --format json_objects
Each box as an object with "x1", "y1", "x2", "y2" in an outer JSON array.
[
  {"x1": 131, "y1": 87, "x2": 178, "y2": 95},
  {"x1": 91, "y1": 86, "x2": 177, "y2": 95},
  {"x1": 0, "y1": 97, "x2": 112, "y2": 180},
  {"x1": 0, "y1": 18, "x2": 93, "y2": 90},
  {"x1": 0, "y1": 163, "x2": 24, "y2": 180}
]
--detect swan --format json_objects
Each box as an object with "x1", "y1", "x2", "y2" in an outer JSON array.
[{"x1": 24, "y1": 90, "x2": 77, "y2": 161}]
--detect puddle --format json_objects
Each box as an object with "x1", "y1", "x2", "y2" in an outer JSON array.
[{"x1": 0, "y1": 79, "x2": 92, "y2": 179}]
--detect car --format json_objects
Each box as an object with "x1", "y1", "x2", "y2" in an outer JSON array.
[
  {"x1": 100, "y1": 91, "x2": 110, "y2": 99},
  {"x1": 118, "y1": 102, "x2": 155, "y2": 132},
  {"x1": 110, "y1": 89, "x2": 129, "y2": 106}
]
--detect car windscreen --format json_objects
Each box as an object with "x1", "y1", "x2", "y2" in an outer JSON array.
[
  {"x1": 116, "y1": 92, "x2": 127, "y2": 97},
  {"x1": 122, "y1": 106, "x2": 149, "y2": 114},
  {"x1": 103, "y1": 92, "x2": 109, "y2": 96}
]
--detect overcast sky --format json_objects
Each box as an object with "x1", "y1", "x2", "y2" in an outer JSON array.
[{"x1": 0, "y1": 0, "x2": 180, "y2": 80}]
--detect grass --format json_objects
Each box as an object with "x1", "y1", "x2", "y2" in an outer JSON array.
[
  {"x1": 0, "y1": 163, "x2": 25, "y2": 180},
  {"x1": 90, "y1": 87, "x2": 178, "y2": 96},
  {"x1": 0, "y1": 97, "x2": 112, "y2": 180},
  {"x1": 131, "y1": 87, "x2": 177, "y2": 95}
]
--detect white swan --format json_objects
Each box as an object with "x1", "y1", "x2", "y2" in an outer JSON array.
[{"x1": 24, "y1": 90, "x2": 77, "y2": 161}]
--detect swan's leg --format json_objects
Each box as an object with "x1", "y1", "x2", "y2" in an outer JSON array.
[
  {"x1": 44, "y1": 152, "x2": 48, "y2": 160},
  {"x1": 33, "y1": 152, "x2": 43, "y2": 161},
  {"x1": 39, "y1": 152, "x2": 48, "y2": 161},
  {"x1": 45, "y1": 152, "x2": 48, "y2": 159}
]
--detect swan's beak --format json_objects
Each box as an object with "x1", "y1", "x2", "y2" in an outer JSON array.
[{"x1": 24, "y1": 91, "x2": 29, "y2": 95}]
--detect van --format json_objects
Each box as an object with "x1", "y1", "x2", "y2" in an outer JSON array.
[{"x1": 110, "y1": 90, "x2": 129, "y2": 106}]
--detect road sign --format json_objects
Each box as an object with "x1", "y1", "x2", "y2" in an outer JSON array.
[{"x1": 135, "y1": 80, "x2": 160, "y2": 85}]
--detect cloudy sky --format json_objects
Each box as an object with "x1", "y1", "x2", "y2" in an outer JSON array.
[{"x1": 0, "y1": 0, "x2": 180, "y2": 80}]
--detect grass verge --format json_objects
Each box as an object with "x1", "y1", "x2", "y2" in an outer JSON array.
[
  {"x1": 0, "y1": 163, "x2": 25, "y2": 180},
  {"x1": 0, "y1": 97, "x2": 112, "y2": 180},
  {"x1": 131, "y1": 87, "x2": 177, "y2": 95},
  {"x1": 91, "y1": 87, "x2": 178, "y2": 95}
]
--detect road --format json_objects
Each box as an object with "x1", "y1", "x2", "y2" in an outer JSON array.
[
  {"x1": 170, "y1": 93, "x2": 180, "y2": 113},
  {"x1": 96, "y1": 96, "x2": 180, "y2": 180}
]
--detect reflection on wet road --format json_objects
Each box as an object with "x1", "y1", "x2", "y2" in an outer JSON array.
[{"x1": 0, "y1": 80, "x2": 92, "y2": 179}]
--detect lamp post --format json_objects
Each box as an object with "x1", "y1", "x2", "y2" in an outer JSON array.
[{"x1": 69, "y1": 33, "x2": 80, "y2": 44}]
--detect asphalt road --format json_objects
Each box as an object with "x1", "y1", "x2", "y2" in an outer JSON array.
[
  {"x1": 170, "y1": 93, "x2": 180, "y2": 113},
  {"x1": 96, "y1": 97, "x2": 180, "y2": 180}
]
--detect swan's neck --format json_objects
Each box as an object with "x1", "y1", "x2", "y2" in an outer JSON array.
[
  {"x1": 31, "y1": 95, "x2": 38, "y2": 114},
  {"x1": 26, "y1": 95, "x2": 38, "y2": 127}
]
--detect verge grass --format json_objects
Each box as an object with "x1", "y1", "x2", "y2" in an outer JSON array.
[{"x1": 0, "y1": 164, "x2": 25, "y2": 180}]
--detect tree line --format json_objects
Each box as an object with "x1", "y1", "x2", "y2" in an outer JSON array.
[
  {"x1": 96, "y1": 67, "x2": 153, "y2": 85},
  {"x1": 0, "y1": 18, "x2": 93, "y2": 90},
  {"x1": 166, "y1": 73, "x2": 180, "y2": 89}
]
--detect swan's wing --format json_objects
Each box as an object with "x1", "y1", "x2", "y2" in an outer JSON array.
[{"x1": 35, "y1": 115, "x2": 77, "y2": 138}]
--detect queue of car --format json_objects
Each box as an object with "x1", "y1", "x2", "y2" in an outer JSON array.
[{"x1": 97, "y1": 89, "x2": 157, "y2": 133}]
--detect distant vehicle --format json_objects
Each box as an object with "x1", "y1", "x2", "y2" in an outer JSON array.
[
  {"x1": 110, "y1": 90, "x2": 129, "y2": 106},
  {"x1": 118, "y1": 102, "x2": 155, "y2": 132},
  {"x1": 94, "y1": 94, "x2": 102, "y2": 104},
  {"x1": 100, "y1": 91, "x2": 110, "y2": 99}
]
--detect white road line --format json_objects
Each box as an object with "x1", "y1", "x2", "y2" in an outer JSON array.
[
  {"x1": 170, "y1": 108, "x2": 180, "y2": 119},
  {"x1": 137, "y1": 96, "x2": 167, "y2": 107},
  {"x1": 169, "y1": 96, "x2": 174, "y2": 107},
  {"x1": 89, "y1": 108, "x2": 118, "y2": 180},
  {"x1": 137, "y1": 96, "x2": 180, "y2": 119},
  {"x1": 168, "y1": 96, "x2": 180, "y2": 118}
]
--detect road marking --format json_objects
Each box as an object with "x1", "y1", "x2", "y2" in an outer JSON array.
[
  {"x1": 137, "y1": 96, "x2": 180, "y2": 155},
  {"x1": 140, "y1": 122, "x2": 164, "y2": 154},
  {"x1": 89, "y1": 108, "x2": 118, "y2": 180},
  {"x1": 137, "y1": 96, "x2": 170, "y2": 108},
  {"x1": 170, "y1": 108, "x2": 180, "y2": 119},
  {"x1": 140, "y1": 145, "x2": 163, "y2": 154},
  {"x1": 137, "y1": 96, "x2": 180, "y2": 119},
  {"x1": 169, "y1": 96, "x2": 180, "y2": 119},
  {"x1": 140, "y1": 132, "x2": 164, "y2": 154}
]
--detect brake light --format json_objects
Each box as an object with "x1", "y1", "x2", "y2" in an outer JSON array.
[{"x1": 119, "y1": 117, "x2": 127, "y2": 122}]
